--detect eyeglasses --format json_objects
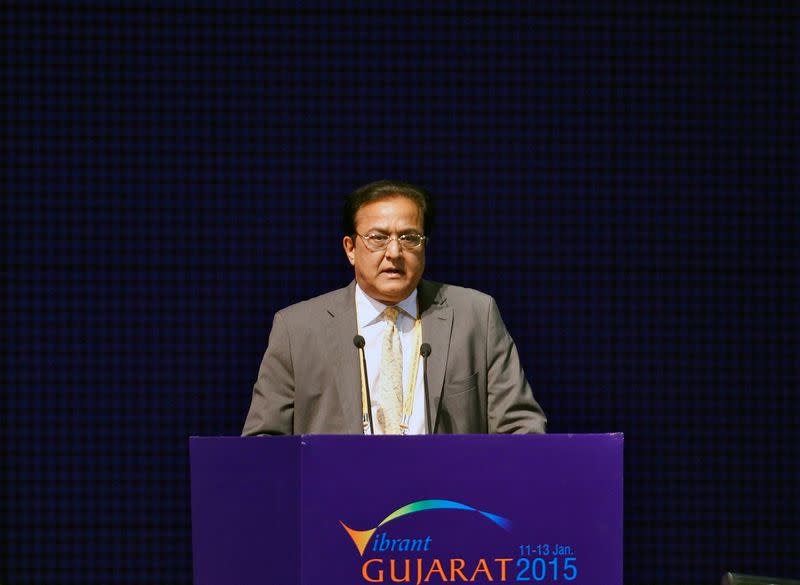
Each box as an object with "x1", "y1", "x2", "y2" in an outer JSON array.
[{"x1": 356, "y1": 232, "x2": 428, "y2": 252}]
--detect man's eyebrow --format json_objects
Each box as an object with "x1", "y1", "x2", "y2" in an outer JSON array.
[{"x1": 365, "y1": 227, "x2": 421, "y2": 234}]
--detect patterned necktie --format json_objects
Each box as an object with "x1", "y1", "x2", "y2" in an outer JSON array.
[{"x1": 376, "y1": 306, "x2": 403, "y2": 434}]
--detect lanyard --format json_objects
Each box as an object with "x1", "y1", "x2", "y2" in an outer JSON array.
[{"x1": 399, "y1": 318, "x2": 422, "y2": 434}]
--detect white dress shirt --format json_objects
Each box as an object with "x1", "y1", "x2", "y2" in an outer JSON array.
[{"x1": 355, "y1": 284, "x2": 427, "y2": 435}]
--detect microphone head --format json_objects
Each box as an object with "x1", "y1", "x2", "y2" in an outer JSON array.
[
  {"x1": 420, "y1": 343, "x2": 432, "y2": 357},
  {"x1": 353, "y1": 335, "x2": 366, "y2": 349}
]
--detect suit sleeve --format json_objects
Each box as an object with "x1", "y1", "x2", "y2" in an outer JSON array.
[
  {"x1": 242, "y1": 311, "x2": 295, "y2": 435},
  {"x1": 485, "y1": 297, "x2": 547, "y2": 434}
]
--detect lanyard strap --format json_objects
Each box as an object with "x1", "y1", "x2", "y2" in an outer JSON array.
[{"x1": 399, "y1": 318, "x2": 422, "y2": 434}]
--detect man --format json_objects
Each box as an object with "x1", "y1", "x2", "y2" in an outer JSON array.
[{"x1": 242, "y1": 180, "x2": 546, "y2": 435}]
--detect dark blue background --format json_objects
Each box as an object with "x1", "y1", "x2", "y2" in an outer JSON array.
[{"x1": 2, "y1": 3, "x2": 797, "y2": 584}]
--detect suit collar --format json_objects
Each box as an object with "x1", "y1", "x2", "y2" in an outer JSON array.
[{"x1": 417, "y1": 279, "x2": 447, "y2": 311}]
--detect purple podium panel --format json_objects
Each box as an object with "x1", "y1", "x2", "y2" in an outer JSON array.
[
  {"x1": 189, "y1": 437, "x2": 301, "y2": 585},
  {"x1": 190, "y1": 434, "x2": 622, "y2": 585}
]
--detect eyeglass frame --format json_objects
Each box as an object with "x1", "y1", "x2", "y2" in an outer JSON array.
[{"x1": 354, "y1": 231, "x2": 429, "y2": 252}]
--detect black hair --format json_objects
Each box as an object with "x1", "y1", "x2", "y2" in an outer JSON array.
[{"x1": 342, "y1": 180, "x2": 435, "y2": 236}]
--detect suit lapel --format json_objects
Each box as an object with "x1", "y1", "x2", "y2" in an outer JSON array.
[
  {"x1": 326, "y1": 282, "x2": 363, "y2": 434},
  {"x1": 418, "y1": 281, "x2": 453, "y2": 433}
]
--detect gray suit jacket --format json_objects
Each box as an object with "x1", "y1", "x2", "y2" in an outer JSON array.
[{"x1": 242, "y1": 280, "x2": 546, "y2": 435}]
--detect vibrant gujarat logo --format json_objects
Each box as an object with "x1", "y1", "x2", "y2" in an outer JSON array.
[{"x1": 340, "y1": 499, "x2": 512, "y2": 556}]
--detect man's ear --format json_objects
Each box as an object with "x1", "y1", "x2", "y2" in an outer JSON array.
[{"x1": 342, "y1": 235, "x2": 356, "y2": 266}]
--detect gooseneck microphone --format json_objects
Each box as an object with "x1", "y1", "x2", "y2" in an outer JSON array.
[
  {"x1": 353, "y1": 335, "x2": 375, "y2": 434},
  {"x1": 420, "y1": 343, "x2": 433, "y2": 434}
]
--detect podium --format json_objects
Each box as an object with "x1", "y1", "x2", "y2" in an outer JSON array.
[{"x1": 190, "y1": 434, "x2": 622, "y2": 585}]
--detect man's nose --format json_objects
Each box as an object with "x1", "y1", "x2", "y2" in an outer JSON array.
[{"x1": 384, "y1": 237, "x2": 403, "y2": 257}]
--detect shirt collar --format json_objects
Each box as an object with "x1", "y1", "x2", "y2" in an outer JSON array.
[{"x1": 355, "y1": 283, "x2": 419, "y2": 329}]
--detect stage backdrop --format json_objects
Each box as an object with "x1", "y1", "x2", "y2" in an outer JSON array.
[{"x1": 3, "y1": 3, "x2": 797, "y2": 585}]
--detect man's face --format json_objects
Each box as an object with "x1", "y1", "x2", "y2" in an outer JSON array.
[{"x1": 342, "y1": 195, "x2": 426, "y2": 304}]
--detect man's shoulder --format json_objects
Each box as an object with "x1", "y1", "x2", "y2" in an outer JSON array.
[
  {"x1": 275, "y1": 283, "x2": 354, "y2": 320},
  {"x1": 420, "y1": 280, "x2": 494, "y2": 305}
]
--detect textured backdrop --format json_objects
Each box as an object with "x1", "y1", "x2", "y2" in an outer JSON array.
[{"x1": 2, "y1": 3, "x2": 797, "y2": 584}]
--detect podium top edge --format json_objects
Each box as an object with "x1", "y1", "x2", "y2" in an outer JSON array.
[{"x1": 189, "y1": 433, "x2": 623, "y2": 441}]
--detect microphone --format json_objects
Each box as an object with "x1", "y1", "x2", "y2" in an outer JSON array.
[
  {"x1": 420, "y1": 343, "x2": 433, "y2": 434},
  {"x1": 353, "y1": 335, "x2": 374, "y2": 434}
]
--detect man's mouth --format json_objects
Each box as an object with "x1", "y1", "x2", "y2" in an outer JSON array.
[{"x1": 381, "y1": 268, "x2": 405, "y2": 276}]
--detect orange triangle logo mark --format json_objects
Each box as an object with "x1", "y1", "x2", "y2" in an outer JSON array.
[{"x1": 339, "y1": 521, "x2": 377, "y2": 556}]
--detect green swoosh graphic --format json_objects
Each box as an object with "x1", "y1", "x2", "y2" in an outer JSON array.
[{"x1": 341, "y1": 499, "x2": 512, "y2": 556}]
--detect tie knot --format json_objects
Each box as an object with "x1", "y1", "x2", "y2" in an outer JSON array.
[{"x1": 384, "y1": 306, "x2": 400, "y2": 324}]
